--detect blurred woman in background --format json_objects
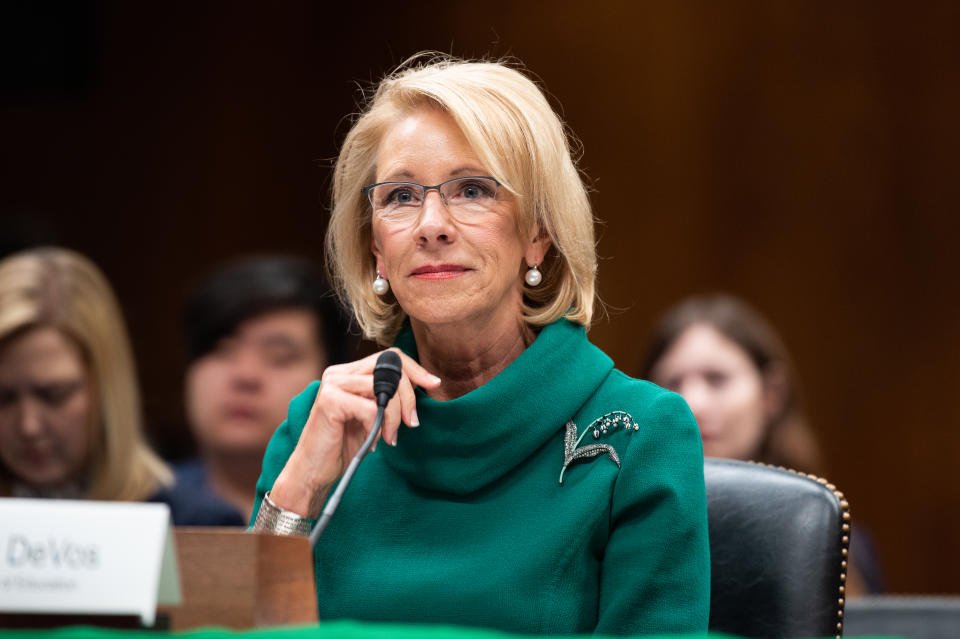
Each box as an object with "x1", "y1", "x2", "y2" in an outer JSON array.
[
  {"x1": 0, "y1": 247, "x2": 231, "y2": 524},
  {"x1": 639, "y1": 293, "x2": 820, "y2": 473},
  {"x1": 640, "y1": 293, "x2": 883, "y2": 594},
  {"x1": 0, "y1": 247, "x2": 171, "y2": 500}
]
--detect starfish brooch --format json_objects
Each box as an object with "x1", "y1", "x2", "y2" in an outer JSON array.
[{"x1": 559, "y1": 411, "x2": 639, "y2": 485}]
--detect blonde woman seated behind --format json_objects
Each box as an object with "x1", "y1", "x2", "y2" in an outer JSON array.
[{"x1": 0, "y1": 248, "x2": 235, "y2": 524}]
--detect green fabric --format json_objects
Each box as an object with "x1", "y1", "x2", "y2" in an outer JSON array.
[
  {"x1": 0, "y1": 624, "x2": 825, "y2": 639},
  {"x1": 252, "y1": 319, "x2": 710, "y2": 636},
  {"x1": 0, "y1": 623, "x2": 906, "y2": 639}
]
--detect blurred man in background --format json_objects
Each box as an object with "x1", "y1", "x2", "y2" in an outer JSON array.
[{"x1": 173, "y1": 256, "x2": 356, "y2": 525}]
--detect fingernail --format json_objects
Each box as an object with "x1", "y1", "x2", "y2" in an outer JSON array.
[
  {"x1": 410, "y1": 409, "x2": 420, "y2": 427},
  {"x1": 429, "y1": 375, "x2": 441, "y2": 385},
  {"x1": 391, "y1": 433, "x2": 398, "y2": 446}
]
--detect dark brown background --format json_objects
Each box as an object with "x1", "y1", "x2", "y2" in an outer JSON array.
[{"x1": 2, "y1": 1, "x2": 958, "y2": 593}]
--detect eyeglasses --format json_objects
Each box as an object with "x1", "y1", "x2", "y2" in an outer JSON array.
[{"x1": 362, "y1": 176, "x2": 501, "y2": 223}]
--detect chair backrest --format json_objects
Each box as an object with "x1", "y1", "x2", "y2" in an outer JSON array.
[{"x1": 705, "y1": 458, "x2": 849, "y2": 639}]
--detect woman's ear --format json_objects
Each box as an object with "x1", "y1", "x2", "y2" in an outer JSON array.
[{"x1": 525, "y1": 223, "x2": 551, "y2": 268}]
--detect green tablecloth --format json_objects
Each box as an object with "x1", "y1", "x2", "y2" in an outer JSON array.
[{"x1": 0, "y1": 622, "x2": 902, "y2": 639}]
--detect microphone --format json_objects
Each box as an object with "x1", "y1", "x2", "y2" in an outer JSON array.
[
  {"x1": 309, "y1": 350, "x2": 403, "y2": 547},
  {"x1": 373, "y1": 350, "x2": 403, "y2": 408}
]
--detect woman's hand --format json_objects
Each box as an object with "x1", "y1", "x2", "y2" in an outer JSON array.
[{"x1": 268, "y1": 349, "x2": 441, "y2": 518}]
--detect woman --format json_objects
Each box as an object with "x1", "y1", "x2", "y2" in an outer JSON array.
[
  {"x1": 0, "y1": 248, "x2": 172, "y2": 501},
  {"x1": 0, "y1": 247, "x2": 235, "y2": 525},
  {"x1": 639, "y1": 293, "x2": 820, "y2": 472},
  {"x1": 251, "y1": 56, "x2": 709, "y2": 635},
  {"x1": 639, "y1": 293, "x2": 883, "y2": 594}
]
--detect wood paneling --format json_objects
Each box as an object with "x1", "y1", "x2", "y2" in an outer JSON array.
[{"x1": 2, "y1": 1, "x2": 957, "y2": 593}]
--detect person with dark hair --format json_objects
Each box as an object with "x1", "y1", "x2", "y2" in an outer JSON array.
[
  {"x1": 173, "y1": 256, "x2": 356, "y2": 525},
  {"x1": 639, "y1": 293, "x2": 820, "y2": 473},
  {"x1": 639, "y1": 292, "x2": 884, "y2": 595}
]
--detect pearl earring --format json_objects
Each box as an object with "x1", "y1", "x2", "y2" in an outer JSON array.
[
  {"x1": 372, "y1": 271, "x2": 390, "y2": 295},
  {"x1": 525, "y1": 264, "x2": 542, "y2": 287}
]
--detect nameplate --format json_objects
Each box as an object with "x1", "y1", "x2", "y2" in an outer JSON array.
[{"x1": 0, "y1": 498, "x2": 181, "y2": 625}]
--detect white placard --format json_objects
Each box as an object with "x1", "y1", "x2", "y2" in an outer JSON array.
[{"x1": 0, "y1": 498, "x2": 181, "y2": 625}]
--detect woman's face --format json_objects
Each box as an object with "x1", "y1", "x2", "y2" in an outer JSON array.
[
  {"x1": 651, "y1": 323, "x2": 770, "y2": 460},
  {"x1": 370, "y1": 107, "x2": 543, "y2": 332},
  {"x1": 0, "y1": 326, "x2": 93, "y2": 488}
]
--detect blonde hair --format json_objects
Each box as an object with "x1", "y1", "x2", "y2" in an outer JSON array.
[
  {"x1": 0, "y1": 248, "x2": 172, "y2": 500},
  {"x1": 326, "y1": 54, "x2": 597, "y2": 345}
]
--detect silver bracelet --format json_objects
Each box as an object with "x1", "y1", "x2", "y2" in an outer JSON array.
[{"x1": 252, "y1": 491, "x2": 314, "y2": 537}]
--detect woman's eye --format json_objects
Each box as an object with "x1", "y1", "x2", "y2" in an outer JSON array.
[
  {"x1": 0, "y1": 388, "x2": 17, "y2": 408},
  {"x1": 35, "y1": 382, "x2": 82, "y2": 408},
  {"x1": 704, "y1": 371, "x2": 729, "y2": 389},
  {"x1": 385, "y1": 187, "x2": 419, "y2": 206},
  {"x1": 456, "y1": 181, "x2": 493, "y2": 200}
]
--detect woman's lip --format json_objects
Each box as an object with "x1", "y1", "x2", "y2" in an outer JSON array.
[
  {"x1": 410, "y1": 264, "x2": 470, "y2": 279},
  {"x1": 22, "y1": 449, "x2": 54, "y2": 464}
]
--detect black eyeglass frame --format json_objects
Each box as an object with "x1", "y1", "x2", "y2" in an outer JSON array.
[{"x1": 361, "y1": 176, "x2": 502, "y2": 209}]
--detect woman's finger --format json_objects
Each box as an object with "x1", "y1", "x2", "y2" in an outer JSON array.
[
  {"x1": 393, "y1": 373, "x2": 419, "y2": 428},
  {"x1": 390, "y1": 348, "x2": 443, "y2": 390},
  {"x1": 380, "y1": 396, "x2": 403, "y2": 447},
  {"x1": 314, "y1": 349, "x2": 440, "y2": 445},
  {"x1": 317, "y1": 371, "x2": 377, "y2": 399},
  {"x1": 323, "y1": 349, "x2": 393, "y2": 376},
  {"x1": 329, "y1": 348, "x2": 440, "y2": 388},
  {"x1": 310, "y1": 385, "x2": 378, "y2": 440}
]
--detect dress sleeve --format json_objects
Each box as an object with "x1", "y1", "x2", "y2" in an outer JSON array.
[
  {"x1": 248, "y1": 381, "x2": 322, "y2": 528},
  {"x1": 595, "y1": 389, "x2": 711, "y2": 635}
]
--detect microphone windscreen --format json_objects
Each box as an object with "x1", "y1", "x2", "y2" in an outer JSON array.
[{"x1": 372, "y1": 350, "x2": 403, "y2": 403}]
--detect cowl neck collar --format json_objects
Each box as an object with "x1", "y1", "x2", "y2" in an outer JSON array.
[{"x1": 379, "y1": 319, "x2": 613, "y2": 494}]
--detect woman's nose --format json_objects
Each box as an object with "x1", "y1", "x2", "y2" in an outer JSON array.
[
  {"x1": 679, "y1": 379, "x2": 711, "y2": 422},
  {"x1": 415, "y1": 191, "x2": 457, "y2": 244},
  {"x1": 16, "y1": 398, "x2": 44, "y2": 438}
]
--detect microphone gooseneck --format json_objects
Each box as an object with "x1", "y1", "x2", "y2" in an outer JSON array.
[{"x1": 309, "y1": 350, "x2": 403, "y2": 548}]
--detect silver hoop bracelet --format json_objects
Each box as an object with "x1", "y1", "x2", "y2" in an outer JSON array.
[{"x1": 251, "y1": 491, "x2": 313, "y2": 537}]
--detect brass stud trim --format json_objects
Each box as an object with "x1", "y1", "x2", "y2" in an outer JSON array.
[{"x1": 743, "y1": 460, "x2": 850, "y2": 639}]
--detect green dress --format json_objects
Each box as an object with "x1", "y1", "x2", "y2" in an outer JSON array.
[{"x1": 252, "y1": 319, "x2": 710, "y2": 635}]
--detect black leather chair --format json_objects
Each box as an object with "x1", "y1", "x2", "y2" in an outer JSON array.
[{"x1": 705, "y1": 458, "x2": 850, "y2": 639}]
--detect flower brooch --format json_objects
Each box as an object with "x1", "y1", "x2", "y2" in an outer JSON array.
[{"x1": 559, "y1": 411, "x2": 639, "y2": 485}]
